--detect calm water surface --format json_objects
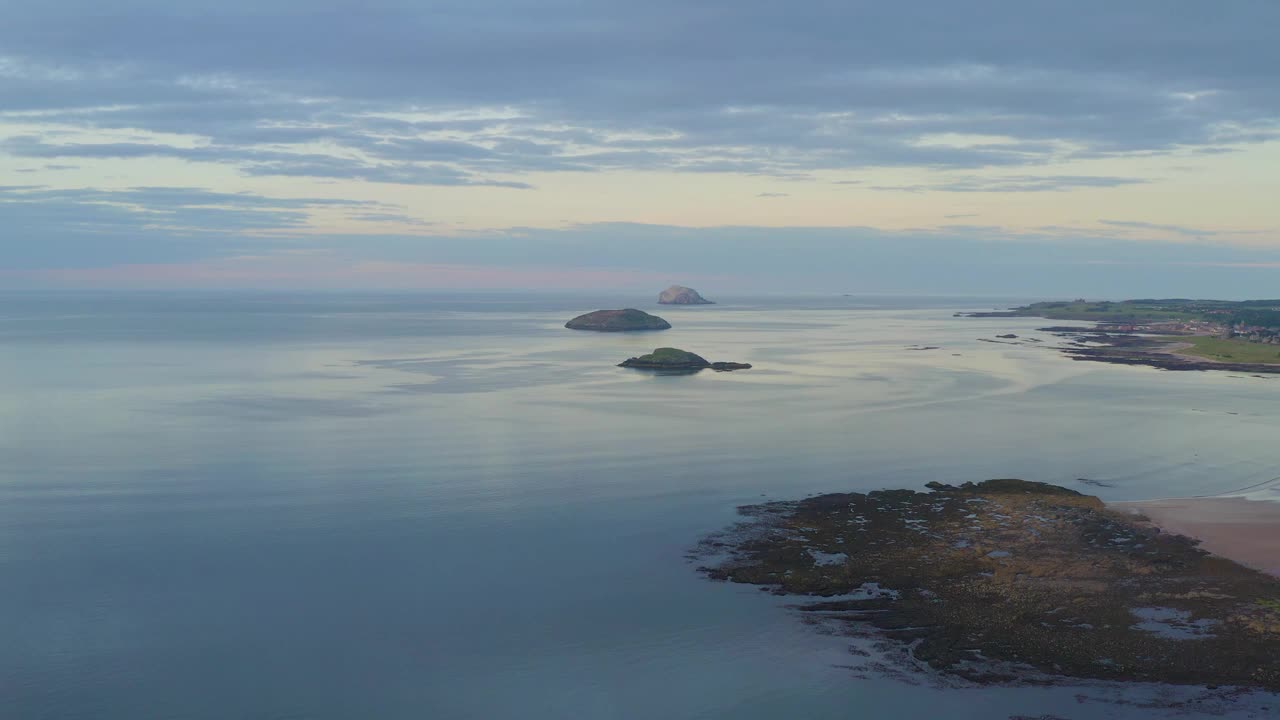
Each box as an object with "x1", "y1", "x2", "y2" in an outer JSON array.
[{"x1": 2, "y1": 292, "x2": 1278, "y2": 719}]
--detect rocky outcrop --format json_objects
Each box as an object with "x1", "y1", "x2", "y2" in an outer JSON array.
[
  {"x1": 565, "y1": 309, "x2": 671, "y2": 332},
  {"x1": 694, "y1": 479, "x2": 1280, "y2": 690},
  {"x1": 619, "y1": 347, "x2": 752, "y2": 372},
  {"x1": 619, "y1": 348, "x2": 710, "y2": 370},
  {"x1": 657, "y1": 285, "x2": 714, "y2": 305}
]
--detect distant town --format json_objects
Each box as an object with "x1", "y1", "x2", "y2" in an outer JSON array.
[{"x1": 967, "y1": 298, "x2": 1280, "y2": 370}]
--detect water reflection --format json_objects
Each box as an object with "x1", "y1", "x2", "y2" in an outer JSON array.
[{"x1": 1, "y1": 292, "x2": 1278, "y2": 719}]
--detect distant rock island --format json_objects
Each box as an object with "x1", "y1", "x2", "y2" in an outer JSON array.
[
  {"x1": 619, "y1": 347, "x2": 751, "y2": 372},
  {"x1": 565, "y1": 309, "x2": 671, "y2": 332},
  {"x1": 657, "y1": 285, "x2": 714, "y2": 305}
]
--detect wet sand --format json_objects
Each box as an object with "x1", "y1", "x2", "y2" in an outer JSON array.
[{"x1": 1113, "y1": 497, "x2": 1280, "y2": 577}]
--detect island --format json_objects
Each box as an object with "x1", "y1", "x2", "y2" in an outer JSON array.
[
  {"x1": 564, "y1": 309, "x2": 671, "y2": 332},
  {"x1": 963, "y1": 298, "x2": 1280, "y2": 373},
  {"x1": 619, "y1": 347, "x2": 751, "y2": 372},
  {"x1": 658, "y1": 285, "x2": 715, "y2": 305},
  {"x1": 693, "y1": 479, "x2": 1280, "y2": 689}
]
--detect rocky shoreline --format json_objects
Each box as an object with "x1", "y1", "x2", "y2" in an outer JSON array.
[
  {"x1": 1038, "y1": 326, "x2": 1280, "y2": 374},
  {"x1": 961, "y1": 301, "x2": 1280, "y2": 374},
  {"x1": 693, "y1": 479, "x2": 1280, "y2": 690}
]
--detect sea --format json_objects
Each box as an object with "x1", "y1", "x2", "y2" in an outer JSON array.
[{"x1": 2, "y1": 291, "x2": 1278, "y2": 719}]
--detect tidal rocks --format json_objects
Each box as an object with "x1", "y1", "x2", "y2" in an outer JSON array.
[
  {"x1": 658, "y1": 285, "x2": 714, "y2": 305},
  {"x1": 694, "y1": 479, "x2": 1280, "y2": 689},
  {"x1": 1041, "y1": 327, "x2": 1280, "y2": 374},
  {"x1": 565, "y1": 309, "x2": 671, "y2": 332},
  {"x1": 619, "y1": 348, "x2": 752, "y2": 372}
]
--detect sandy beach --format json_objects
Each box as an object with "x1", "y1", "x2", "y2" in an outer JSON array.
[{"x1": 1113, "y1": 497, "x2": 1280, "y2": 577}]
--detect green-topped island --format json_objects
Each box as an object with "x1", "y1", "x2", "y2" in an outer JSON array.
[
  {"x1": 619, "y1": 347, "x2": 751, "y2": 372},
  {"x1": 565, "y1": 309, "x2": 671, "y2": 332}
]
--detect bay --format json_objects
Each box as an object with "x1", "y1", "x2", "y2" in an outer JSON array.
[{"x1": 2, "y1": 291, "x2": 1277, "y2": 718}]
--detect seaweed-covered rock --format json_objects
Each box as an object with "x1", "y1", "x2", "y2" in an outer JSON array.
[{"x1": 694, "y1": 479, "x2": 1280, "y2": 689}]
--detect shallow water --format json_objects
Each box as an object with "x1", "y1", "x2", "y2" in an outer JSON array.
[{"x1": 2, "y1": 291, "x2": 1278, "y2": 718}]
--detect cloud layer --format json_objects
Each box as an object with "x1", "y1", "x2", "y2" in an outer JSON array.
[
  {"x1": 2, "y1": 1, "x2": 1279, "y2": 290},
  {"x1": 5, "y1": 1, "x2": 1279, "y2": 184}
]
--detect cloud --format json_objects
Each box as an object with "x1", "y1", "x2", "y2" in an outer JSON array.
[
  {"x1": 2, "y1": 0, "x2": 1278, "y2": 186},
  {"x1": 8, "y1": 220, "x2": 1280, "y2": 298},
  {"x1": 0, "y1": 184, "x2": 396, "y2": 230},
  {"x1": 1093, "y1": 220, "x2": 1273, "y2": 243},
  {"x1": 756, "y1": 192, "x2": 789, "y2": 198},
  {"x1": 346, "y1": 212, "x2": 436, "y2": 226},
  {"x1": 1, "y1": 135, "x2": 534, "y2": 188},
  {"x1": 0, "y1": 185, "x2": 424, "y2": 267},
  {"x1": 7, "y1": 256, "x2": 684, "y2": 293},
  {"x1": 1099, "y1": 219, "x2": 1209, "y2": 237},
  {"x1": 3, "y1": 0, "x2": 1280, "y2": 290},
  {"x1": 870, "y1": 175, "x2": 1149, "y2": 193}
]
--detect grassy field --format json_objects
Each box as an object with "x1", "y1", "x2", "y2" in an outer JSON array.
[
  {"x1": 1006, "y1": 301, "x2": 1202, "y2": 323},
  {"x1": 1179, "y1": 336, "x2": 1280, "y2": 364},
  {"x1": 1001, "y1": 299, "x2": 1280, "y2": 326}
]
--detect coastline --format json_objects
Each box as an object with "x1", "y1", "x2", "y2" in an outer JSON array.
[
  {"x1": 1027, "y1": 326, "x2": 1280, "y2": 374},
  {"x1": 1112, "y1": 496, "x2": 1280, "y2": 577},
  {"x1": 697, "y1": 480, "x2": 1280, "y2": 690},
  {"x1": 962, "y1": 299, "x2": 1280, "y2": 374}
]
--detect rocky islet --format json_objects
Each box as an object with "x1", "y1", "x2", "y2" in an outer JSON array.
[
  {"x1": 564, "y1": 309, "x2": 672, "y2": 332},
  {"x1": 618, "y1": 347, "x2": 751, "y2": 372},
  {"x1": 658, "y1": 285, "x2": 715, "y2": 305}
]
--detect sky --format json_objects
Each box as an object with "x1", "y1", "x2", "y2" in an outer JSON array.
[{"x1": 2, "y1": 0, "x2": 1279, "y2": 296}]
